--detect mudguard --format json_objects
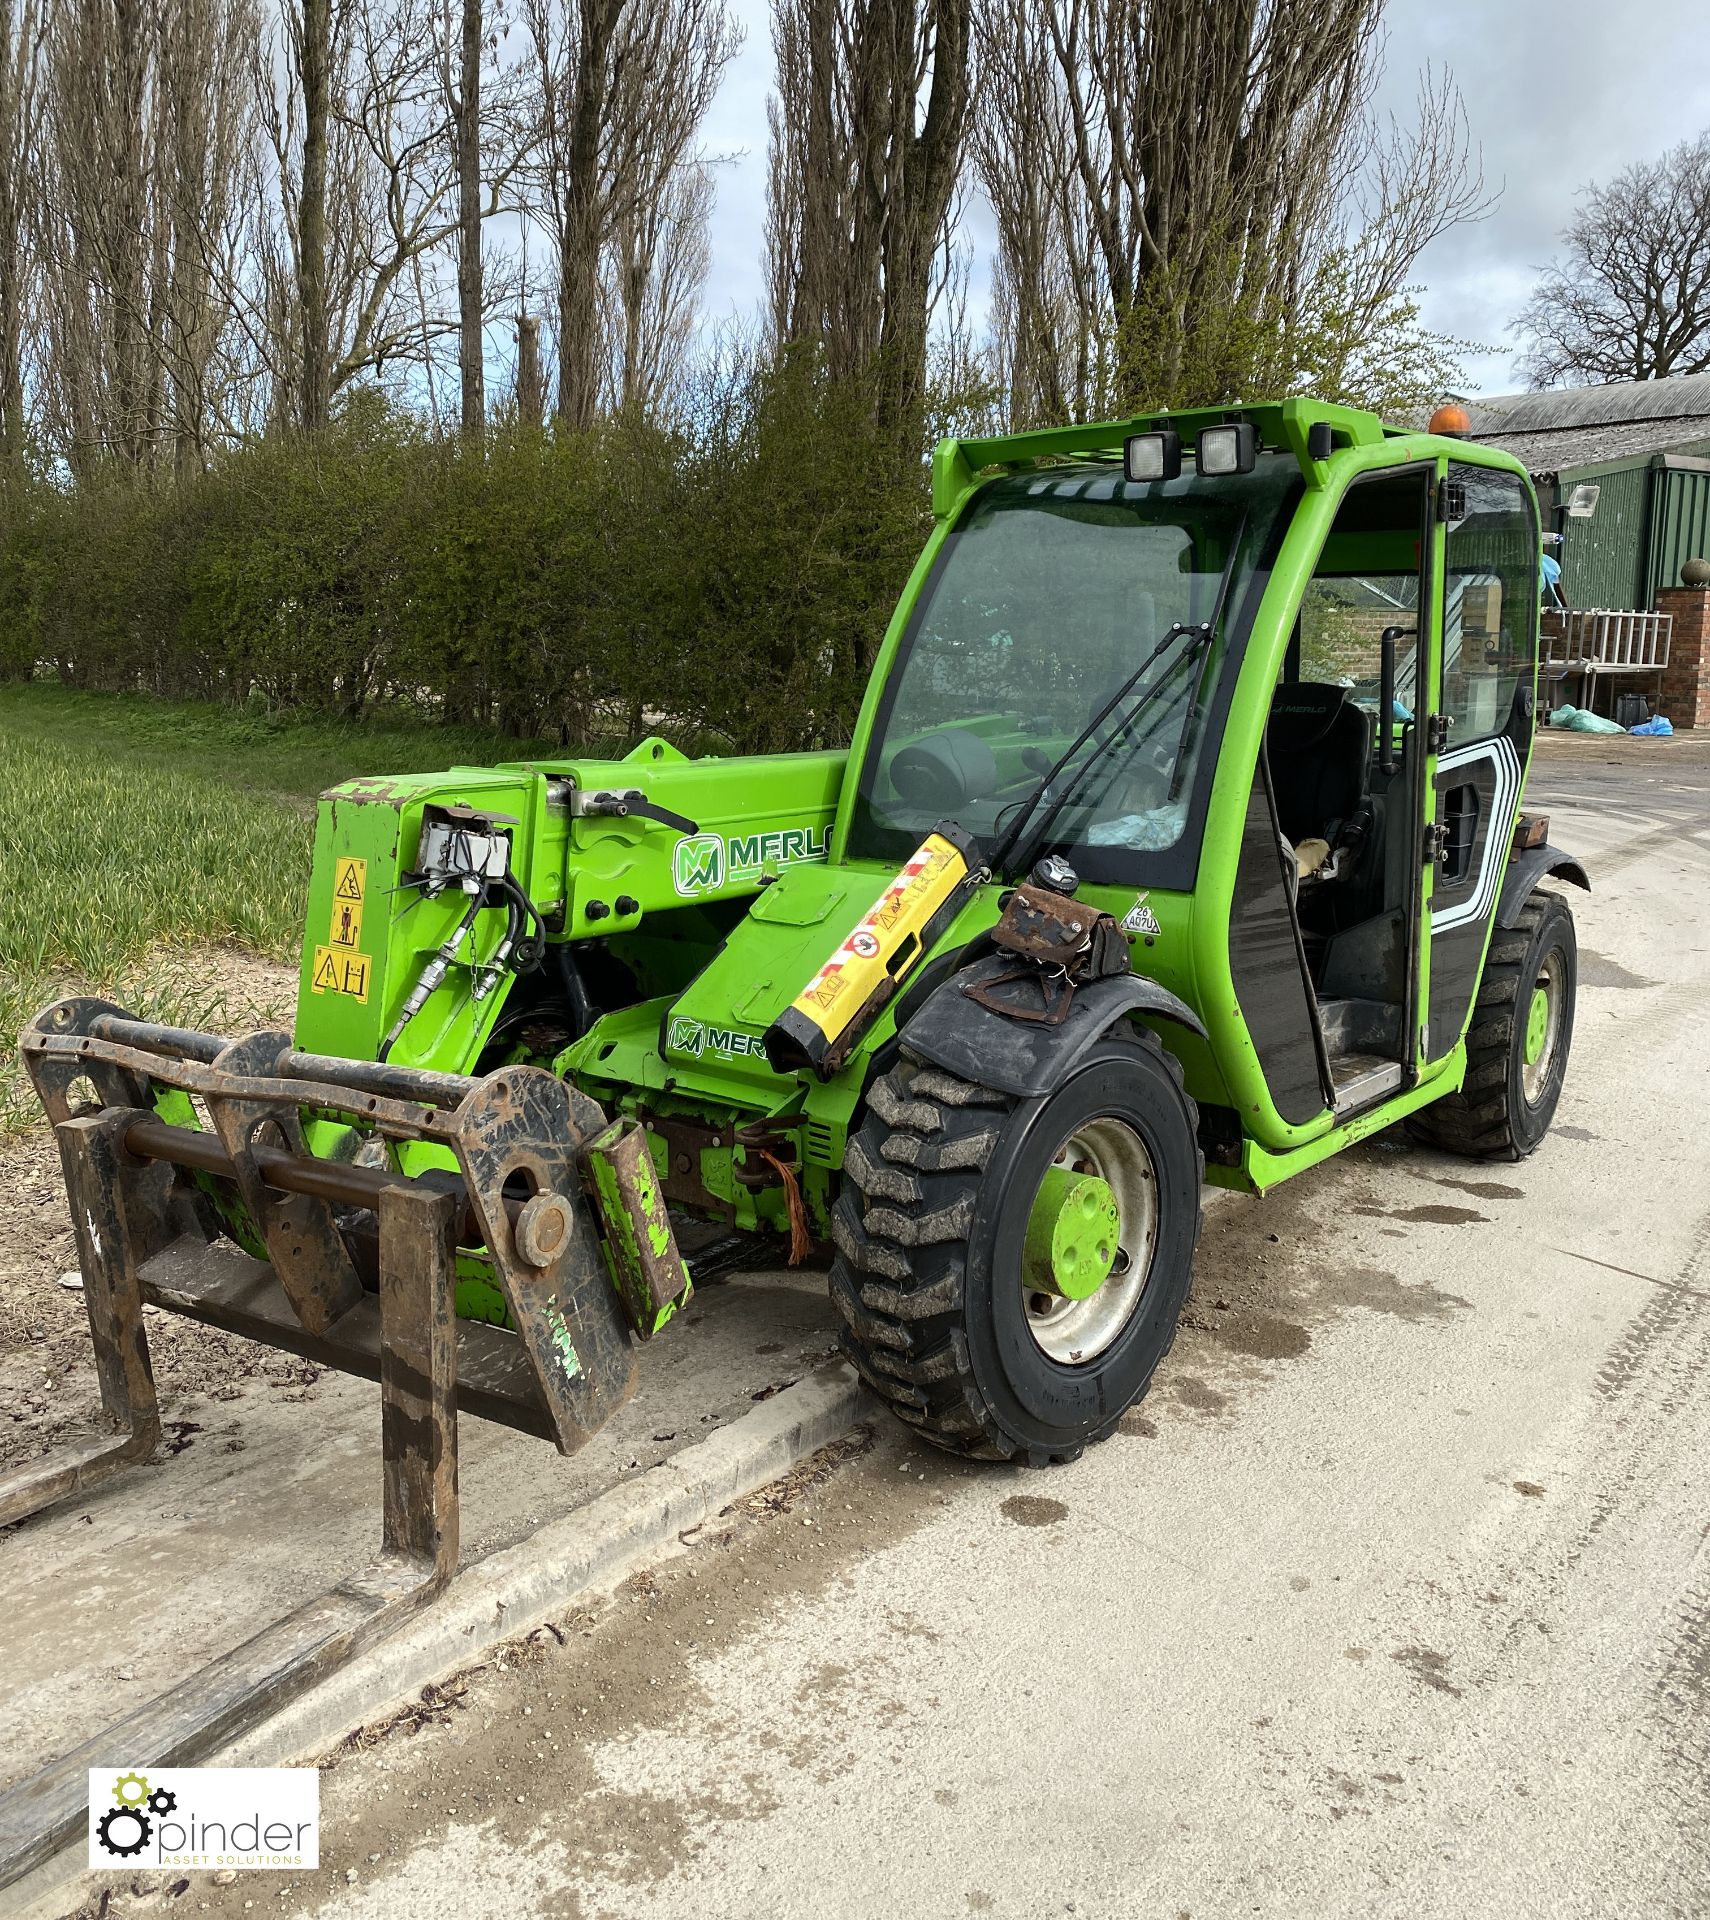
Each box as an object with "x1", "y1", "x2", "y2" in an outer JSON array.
[
  {"x1": 1496, "y1": 843, "x2": 1590, "y2": 927},
  {"x1": 898, "y1": 953, "x2": 1206, "y2": 1099}
]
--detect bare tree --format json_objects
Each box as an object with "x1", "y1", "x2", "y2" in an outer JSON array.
[
  {"x1": 969, "y1": 0, "x2": 1106, "y2": 425},
  {"x1": 521, "y1": 0, "x2": 737, "y2": 433},
  {"x1": 600, "y1": 159, "x2": 711, "y2": 416},
  {"x1": 1281, "y1": 65, "x2": 1492, "y2": 411},
  {"x1": 1515, "y1": 133, "x2": 1710, "y2": 388},
  {"x1": 1036, "y1": 0, "x2": 1384, "y2": 407},
  {"x1": 30, "y1": 0, "x2": 268, "y2": 472},
  {"x1": 252, "y1": 0, "x2": 529, "y2": 434},
  {"x1": 876, "y1": 0, "x2": 971, "y2": 424},
  {"x1": 158, "y1": 0, "x2": 261, "y2": 470},
  {"x1": 923, "y1": 218, "x2": 1002, "y2": 437},
  {"x1": 971, "y1": 3, "x2": 1490, "y2": 416},
  {"x1": 34, "y1": 0, "x2": 161, "y2": 470},
  {"x1": 765, "y1": 0, "x2": 972, "y2": 426},
  {"x1": 0, "y1": 0, "x2": 44, "y2": 471},
  {"x1": 293, "y1": 0, "x2": 334, "y2": 432},
  {"x1": 516, "y1": 310, "x2": 544, "y2": 424},
  {"x1": 451, "y1": 0, "x2": 485, "y2": 433}
]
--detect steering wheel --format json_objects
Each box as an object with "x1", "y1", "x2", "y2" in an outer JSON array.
[{"x1": 888, "y1": 728, "x2": 1000, "y2": 810}]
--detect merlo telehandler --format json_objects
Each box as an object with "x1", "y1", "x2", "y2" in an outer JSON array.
[{"x1": 0, "y1": 399, "x2": 1587, "y2": 1874}]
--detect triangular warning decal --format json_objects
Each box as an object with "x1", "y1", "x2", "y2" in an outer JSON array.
[
  {"x1": 313, "y1": 950, "x2": 340, "y2": 992},
  {"x1": 335, "y1": 859, "x2": 365, "y2": 901}
]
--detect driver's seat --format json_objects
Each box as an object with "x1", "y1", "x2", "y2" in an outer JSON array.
[{"x1": 1266, "y1": 682, "x2": 1374, "y2": 876}]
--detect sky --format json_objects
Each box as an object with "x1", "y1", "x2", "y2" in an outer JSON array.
[{"x1": 689, "y1": 0, "x2": 1710, "y2": 399}]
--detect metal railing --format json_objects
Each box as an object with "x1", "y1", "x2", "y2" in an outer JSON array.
[{"x1": 1541, "y1": 608, "x2": 1672, "y2": 673}]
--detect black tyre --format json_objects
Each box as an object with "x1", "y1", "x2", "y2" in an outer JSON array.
[
  {"x1": 829, "y1": 1026, "x2": 1203, "y2": 1464},
  {"x1": 1408, "y1": 888, "x2": 1577, "y2": 1161}
]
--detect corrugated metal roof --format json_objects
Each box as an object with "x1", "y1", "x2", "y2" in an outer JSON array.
[
  {"x1": 1465, "y1": 371, "x2": 1710, "y2": 433},
  {"x1": 1475, "y1": 421, "x2": 1710, "y2": 474}
]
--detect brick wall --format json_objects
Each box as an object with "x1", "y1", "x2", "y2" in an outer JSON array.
[{"x1": 1656, "y1": 587, "x2": 1710, "y2": 730}]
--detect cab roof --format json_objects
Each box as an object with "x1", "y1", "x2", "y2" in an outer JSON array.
[{"x1": 931, "y1": 396, "x2": 1523, "y2": 520}]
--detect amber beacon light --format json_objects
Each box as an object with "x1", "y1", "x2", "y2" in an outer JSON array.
[{"x1": 1428, "y1": 401, "x2": 1472, "y2": 438}]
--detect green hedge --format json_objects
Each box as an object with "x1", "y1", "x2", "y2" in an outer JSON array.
[{"x1": 0, "y1": 360, "x2": 930, "y2": 755}]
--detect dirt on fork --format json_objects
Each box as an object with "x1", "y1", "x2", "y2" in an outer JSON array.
[{"x1": 0, "y1": 945, "x2": 302, "y2": 1469}]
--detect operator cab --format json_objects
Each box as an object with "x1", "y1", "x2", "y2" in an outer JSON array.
[
  {"x1": 1233, "y1": 454, "x2": 1539, "y2": 1126},
  {"x1": 840, "y1": 409, "x2": 1539, "y2": 1147},
  {"x1": 1226, "y1": 464, "x2": 1431, "y2": 1119}
]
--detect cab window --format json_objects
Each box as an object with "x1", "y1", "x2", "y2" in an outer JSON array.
[{"x1": 1441, "y1": 463, "x2": 1538, "y2": 744}]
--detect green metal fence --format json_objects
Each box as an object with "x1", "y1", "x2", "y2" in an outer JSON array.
[{"x1": 1646, "y1": 459, "x2": 1710, "y2": 603}]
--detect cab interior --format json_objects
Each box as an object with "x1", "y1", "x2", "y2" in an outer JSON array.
[{"x1": 1247, "y1": 466, "x2": 1432, "y2": 1116}]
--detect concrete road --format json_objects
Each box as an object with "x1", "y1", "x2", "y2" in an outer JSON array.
[
  {"x1": 74, "y1": 735, "x2": 1710, "y2": 1920},
  {"x1": 0, "y1": 1265, "x2": 842, "y2": 1789}
]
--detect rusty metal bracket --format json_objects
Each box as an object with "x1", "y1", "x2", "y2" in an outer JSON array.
[
  {"x1": 21, "y1": 998, "x2": 163, "y2": 1123},
  {"x1": 202, "y1": 1030, "x2": 365, "y2": 1335},
  {"x1": 636, "y1": 1107, "x2": 735, "y2": 1220},
  {"x1": 448, "y1": 1066, "x2": 638, "y2": 1451},
  {"x1": 963, "y1": 962, "x2": 1078, "y2": 1026},
  {"x1": 0, "y1": 1110, "x2": 161, "y2": 1529}
]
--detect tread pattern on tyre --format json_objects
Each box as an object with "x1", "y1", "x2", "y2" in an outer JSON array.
[
  {"x1": 1408, "y1": 894, "x2": 1548, "y2": 1160},
  {"x1": 829, "y1": 1025, "x2": 1202, "y2": 1466}
]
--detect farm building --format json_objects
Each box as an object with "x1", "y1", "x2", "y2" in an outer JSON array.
[
  {"x1": 1465, "y1": 373, "x2": 1710, "y2": 611},
  {"x1": 1460, "y1": 374, "x2": 1710, "y2": 728}
]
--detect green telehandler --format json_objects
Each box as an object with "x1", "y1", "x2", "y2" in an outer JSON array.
[{"x1": 0, "y1": 397, "x2": 1588, "y2": 1878}]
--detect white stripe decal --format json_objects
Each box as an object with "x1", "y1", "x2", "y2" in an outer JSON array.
[{"x1": 1431, "y1": 735, "x2": 1522, "y2": 934}]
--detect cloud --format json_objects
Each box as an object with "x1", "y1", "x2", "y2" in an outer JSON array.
[{"x1": 1370, "y1": 0, "x2": 1710, "y2": 392}]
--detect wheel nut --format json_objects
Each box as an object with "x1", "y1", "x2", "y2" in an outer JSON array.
[{"x1": 515, "y1": 1191, "x2": 574, "y2": 1267}]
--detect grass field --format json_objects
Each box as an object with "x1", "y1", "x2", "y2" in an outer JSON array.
[{"x1": 0, "y1": 684, "x2": 553, "y2": 1134}]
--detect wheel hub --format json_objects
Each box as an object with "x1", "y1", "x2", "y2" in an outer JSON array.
[
  {"x1": 1023, "y1": 1165, "x2": 1120, "y2": 1301},
  {"x1": 1021, "y1": 1116, "x2": 1159, "y2": 1365}
]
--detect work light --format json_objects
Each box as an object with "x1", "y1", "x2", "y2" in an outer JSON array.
[
  {"x1": 1196, "y1": 423, "x2": 1257, "y2": 475},
  {"x1": 1124, "y1": 430, "x2": 1182, "y2": 482}
]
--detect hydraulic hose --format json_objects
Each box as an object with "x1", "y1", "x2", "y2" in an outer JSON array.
[{"x1": 378, "y1": 892, "x2": 484, "y2": 1060}]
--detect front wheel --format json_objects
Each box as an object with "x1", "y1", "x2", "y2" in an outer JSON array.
[
  {"x1": 1408, "y1": 888, "x2": 1578, "y2": 1160},
  {"x1": 829, "y1": 1028, "x2": 1203, "y2": 1464}
]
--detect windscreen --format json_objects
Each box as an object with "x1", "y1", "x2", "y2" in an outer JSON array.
[{"x1": 847, "y1": 456, "x2": 1300, "y2": 885}]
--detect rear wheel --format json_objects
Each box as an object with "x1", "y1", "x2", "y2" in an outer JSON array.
[
  {"x1": 829, "y1": 1027, "x2": 1203, "y2": 1464},
  {"x1": 1409, "y1": 888, "x2": 1578, "y2": 1160}
]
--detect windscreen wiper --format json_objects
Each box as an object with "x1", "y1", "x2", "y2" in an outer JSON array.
[
  {"x1": 987, "y1": 513, "x2": 1248, "y2": 882},
  {"x1": 988, "y1": 621, "x2": 1203, "y2": 881}
]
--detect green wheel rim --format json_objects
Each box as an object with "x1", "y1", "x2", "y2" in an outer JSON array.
[
  {"x1": 1521, "y1": 952, "x2": 1564, "y2": 1106},
  {"x1": 1524, "y1": 985, "x2": 1549, "y2": 1067}
]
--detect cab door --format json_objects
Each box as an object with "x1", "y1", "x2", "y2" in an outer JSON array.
[{"x1": 1423, "y1": 460, "x2": 1539, "y2": 1060}]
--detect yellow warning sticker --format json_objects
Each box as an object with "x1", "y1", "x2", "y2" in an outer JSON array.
[
  {"x1": 311, "y1": 945, "x2": 371, "y2": 1002},
  {"x1": 328, "y1": 897, "x2": 363, "y2": 950},
  {"x1": 333, "y1": 857, "x2": 366, "y2": 903}
]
